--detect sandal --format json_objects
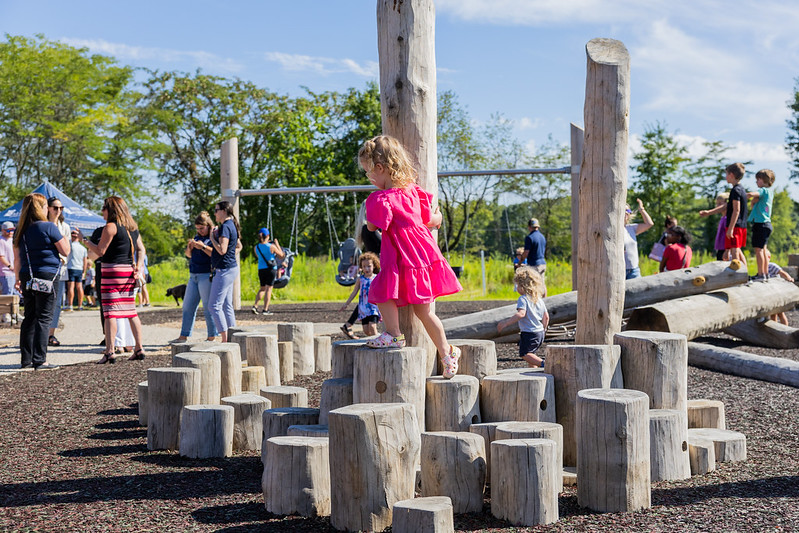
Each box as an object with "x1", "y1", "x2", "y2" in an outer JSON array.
[
  {"x1": 48, "y1": 335, "x2": 61, "y2": 347},
  {"x1": 96, "y1": 352, "x2": 116, "y2": 365},
  {"x1": 129, "y1": 349, "x2": 146, "y2": 361},
  {"x1": 441, "y1": 345, "x2": 461, "y2": 379},
  {"x1": 340, "y1": 324, "x2": 356, "y2": 339},
  {"x1": 365, "y1": 331, "x2": 406, "y2": 349}
]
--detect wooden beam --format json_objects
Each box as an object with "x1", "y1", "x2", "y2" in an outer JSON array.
[
  {"x1": 723, "y1": 318, "x2": 799, "y2": 349},
  {"x1": 688, "y1": 342, "x2": 799, "y2": 388}
]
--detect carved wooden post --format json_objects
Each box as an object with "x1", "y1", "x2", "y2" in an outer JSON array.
[
  {"x1": 577, "y1": 38, "x2": 630, "y2": 345},
  {"x1": 377, "y1": 0, "x2": 438, "y2": 374},
  {"x1": 220, "y1": 138, "x2": 240, "y2": 310},
  {"x1": 570, "y1": 123, "x2": 584, "y2": 290}
]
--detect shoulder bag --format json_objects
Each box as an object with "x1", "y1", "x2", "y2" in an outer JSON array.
[{"x1": 23, "y1": 236, "x2": 61, "y2": 293}]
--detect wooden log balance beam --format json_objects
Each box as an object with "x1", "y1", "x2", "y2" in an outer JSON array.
[
  {"x1": 687, "y1": 342, "x2": 799, "y2": 388},
  {"x1": 443, "y1": 262, "x2": 746, "y2": 341},
  {"x1": 627, "y1": 278, "x2": 799, "y2": 341},
  {"x1": 723, "y1": 318, "x2": 799, "y2": 349}
]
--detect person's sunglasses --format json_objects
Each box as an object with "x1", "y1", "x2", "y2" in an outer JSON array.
[{"x1": 50, "y1": 206, "x2": 64, "y2": 211}]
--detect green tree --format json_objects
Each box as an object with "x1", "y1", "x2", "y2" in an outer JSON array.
[
  {"x1": 767, "y1": 189, "x2": 799, "y2": 254},
  {"x1": 0, "y1": 34, "x2": 148, "y2": 206},
  {"x1": 786, "y1": 77, "x2": 799, "y2": 183}
]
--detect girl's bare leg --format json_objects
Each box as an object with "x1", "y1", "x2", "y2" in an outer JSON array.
[
  {"x1": 411, "y1": 303, "x2": 450, "y2": 357},
  {"x1": 363, "y1": 322, "x2": 378, "y2": 336},
  {"x1": 376, "y1": 300, "x2": 401, "y2": 337}
]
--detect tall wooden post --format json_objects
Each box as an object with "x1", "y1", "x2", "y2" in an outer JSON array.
[
  {"x1": 576, "y1": 38, "x2": 630, "y2": 345},
  {"x1": 570, "y1": 123, "x2": 584, "y2": 290},
  {"x1": 377, "y1": 0, "x2": 438, "y2": 373},
  {"x1": 220, "y1": 138, "x2": 241, "y2": 310}
]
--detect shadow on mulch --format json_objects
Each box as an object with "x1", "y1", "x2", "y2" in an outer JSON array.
[
  {"x1": 87, "y1": 429, "x2": 147, "y2": 440},
  {"x1": 60, "y1": 443, "x2": 147, "y2": 457},
  {"x1": 129, "y1": 454, "x2": 261, "y2": 471},
  {"x1": 652, "y1": 476, "x2": 799, "y2": 505},
  {"x1": 97, "y1": 407, "x2": 137, "y2": 416},
  {"x1": 94, "y1": 420, "x2": 141, "y2": 430},
  {"x1": 0, "y1": 469, "x2": 261, "y2": 507}
]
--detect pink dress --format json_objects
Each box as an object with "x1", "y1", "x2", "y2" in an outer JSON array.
[{"x1": 366, "y1": 185, "x2": 462, "y2": 306}]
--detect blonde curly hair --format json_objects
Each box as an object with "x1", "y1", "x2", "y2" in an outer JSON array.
[
  {"x1": 358, "y1": 135, "x2": 417, "y2": 189},
  {"x1": 514, "y1": 266, "x2": 545, "y2": 303}
]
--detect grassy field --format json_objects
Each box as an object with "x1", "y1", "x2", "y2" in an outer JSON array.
[{"x1": 144, "y1": 250, "x2": 780, "y2": 306}]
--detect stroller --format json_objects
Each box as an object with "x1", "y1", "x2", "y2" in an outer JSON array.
[
  {"x1": 334, "y1": 238, "x2": 361, "y2": 286},
  {"x1": 273, "y1": 247, "x2": 295, "y2": 290}
]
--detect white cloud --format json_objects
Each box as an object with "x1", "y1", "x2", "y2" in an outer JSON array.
[
  {"x1": 264, "y1": 52, "x2": 378, "y2": 78},
  {"x1": 436, "y1": 0, "x2": 659, "y2": 25},
  {"x1": 517, "y1": 117, "x2": 542, "y2": 130},
  {"x1": 60, "y1": 38, "x2": 244, "y2": 73}
]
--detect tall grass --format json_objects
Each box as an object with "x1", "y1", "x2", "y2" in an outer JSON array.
[{"x1": 146, "y1": 249, "x2": 787, "y2": 306}]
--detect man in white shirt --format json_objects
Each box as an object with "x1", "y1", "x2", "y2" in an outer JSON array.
[
  {"x1": 65, "y1": 228, "x2": 88, "y2": 311},
  {"x1": 0, "y1": 221, "x2": 16, "y2": 296}
]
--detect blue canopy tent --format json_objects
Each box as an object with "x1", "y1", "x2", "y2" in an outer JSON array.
[{"x1": 0, "y1": 182, "x2": 105, "y2": 232}]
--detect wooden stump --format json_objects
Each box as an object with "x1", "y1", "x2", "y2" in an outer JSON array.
[
  {"x1": 171, "y1": 340, "x2": 213, "y2": 357},
  {"x1": 314, "y1": 335, "x2": 332, "y2": 373},
  {"x1": 687, "y1": 399, "x2": 726, "y2": 429},
  {"x1": 173, "y1": 352, "x2": 222, "y2": 404},
  {"x1": 420, "y1": 431, "x2": 486, "y2": 514},
  {"x1": 331, "y1": 339, "x2": 368, "y2": 378},
  {"x1": 687, "y1": 434, "x2": 716, "y2": 475},
  {"x1": 190, "y1": 343, "x2": 242, "y2": 399},
  {"x1": 490, "y1": 438, "x2": 559, "y2": 526},
  {"x1": 261, "y1": 407, "x2": 321, "y2": 464},
  {"x1": 615, "y1": 331, "x2": 688, "y2": 411},
  {"x1": 329, "y1": 403, "x2": 421, "y2": 532},
  {"x1": 221, "y1": 393, "x2": 271, "y2": 451},
  {"x1": 241, "y1": 366, "x2": 266, "y2": 393},
  {"x1": 446, "y1": 339, "x2": 497, "y2": 381},
  {"x1": 468, "y1": 422, "x2": 504, "y2": 482},
  {"x1": 480, "y1": 373, "x2": 555, "y2": 423},
  {"x1": 495, "y1": 421, "x2": 564, "y2": 488},
  {"x1": 137, "y1": 381, "x2": 148, "y2": 427},
  {"x1": 263, "y1": 436, "x2": 330, "y2": 517},
  {"x1": 287, "y1": 424, "x2": 329, "y2": 438},
  {"x1": 319, "y1": 377, "x2": 353, "y2": 425},
  {"x1": 278, "y1": 322, "x2": 315, "y2": 376},
  {"x1": 649, "y1": 409, "x2": 691, "y2": 482},
  {"x1": 277, "y1": 341, "x2": 294, "y2": 383},
  {"x1": 353, "y1": 347, "x2": 427, "y2": 432},
  {"x1": 147, "y1": 367, "x2": 201, "y2": 451},
  {"x1": 576, "y1": 388, "x2": 650, "y2": 513},
  {"x1": 547, "y1": 344, "x2": 623, "y2": 467},
  {"x1": 231, "y1": 331, "x2": 252, "y2": 363},
  {"x1": 245, "y1": 334, "x2": 280, "y2": 386},
  {"x1": 688, "y1": 428, "x2": 747, "y2": 462},
  {"x1": 179, "y1": 404, "x2": 234, "y2": 458},
  {"x1": 259, "y1": 385, "x2": 309, "y2": 408},
  {"x1": 393, "y1": 496, "x2": 453, "y2": 533},
  {"x1": 425, "y1": 375, "x2": 481, "y2": 431}
]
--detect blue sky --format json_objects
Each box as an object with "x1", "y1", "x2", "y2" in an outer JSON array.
[{"x1": 2, "y1": 0, "x2": 798, "y2": 198}]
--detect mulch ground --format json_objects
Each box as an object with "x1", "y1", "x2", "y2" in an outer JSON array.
[{"x1": 1, "y1": 301, "x2": 797, "y2": 532}]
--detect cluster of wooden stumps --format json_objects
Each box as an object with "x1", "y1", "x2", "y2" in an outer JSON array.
[{"x1": 134, "y1": 324, "x2": 747, "y2": 531}]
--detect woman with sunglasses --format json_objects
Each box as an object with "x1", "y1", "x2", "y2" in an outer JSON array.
[
  {"x1": 46, "y1": 196, "x2": 71, "y2": 346},
  {"x1": 174, "y1": 211, "x2": 218, "y2": 342},
  {"x1": 623, "y1": 198, "x2": 653, "y2": 279},
  {"x1": 80, "y1": 196, "x2": 147, "y2": 363},
  {"x1": 208, "y1": 201, "x2": 242, "y2": 342}
]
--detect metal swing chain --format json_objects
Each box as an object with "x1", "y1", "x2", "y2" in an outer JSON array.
[
  {"x1": 324, "y1": 195, "x2": 339, "y2": 260},
  {"x1": 266, "y1": 196, "x2": 273, "y2": 236},
  {"x1": 441, "y1": 210, "x2": 451, "y2": 261},
  {"x1": 504, "y1": 207, "x2": 514, "y2": 256},
  {"x1": 461, "y1": 207, "x2": 469, "y2": 267},
  {"x1": 289, "y1": 195, "x2": 300, "y2": 252}
]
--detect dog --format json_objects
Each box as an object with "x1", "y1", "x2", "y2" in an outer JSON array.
[{"x1": 166, "y1": 284, "x2": 187, "y2": 306}]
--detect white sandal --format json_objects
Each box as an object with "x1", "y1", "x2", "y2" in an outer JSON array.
[
  {"x1": 365, "y1": 331, "x2": 406, "y2": 349},
  {"x1": 441, "y1": 345, "x2": 461, "y2": 379}
]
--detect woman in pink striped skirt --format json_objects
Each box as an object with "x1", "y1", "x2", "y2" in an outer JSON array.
[{"x1": 80, "y1": 196, "x2": 146, "y2": 364}]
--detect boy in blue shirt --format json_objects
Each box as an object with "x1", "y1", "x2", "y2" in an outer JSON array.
[{"x1": 747, "y1": 169, "x2": 775, "y2": 281}]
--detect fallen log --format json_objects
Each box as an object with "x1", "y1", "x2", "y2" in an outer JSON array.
[
  {"x1": 627, "y1": 279, "x2": 799, "y2": 340},
  {"x1": 723, "y1": 318, "x2": 799, "y2": 349},
  {"x1": 687, "y1": 342, "x2": 799, "y2": 388},
  {"x1": 443, "y1": 262, "x2": 747, "y2": 340}
]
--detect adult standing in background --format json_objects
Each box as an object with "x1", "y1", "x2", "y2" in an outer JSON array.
[
  {"x1": 520, "y1": 218, "x2": 547, "y2": 295},
  {"x1": 0, "y1": 221, "x2": 16, "y2": 296},
  {"x1": 46, "y1": 196, "x2": 71, "y2": 346},
  {"x1": 174, "y1": 212, "x2": 218, "y2": 342},
  {"x1": 623, "y1": 198, "x2": 654, "y2": 279},
  {"x1": 252, "y1": 227, "x2": 284, "y2": 316},
  {"x1": 13, "y1": 193, "x2": 70, "y2": 370},
  {"x1": 208, "y1": 200, "x2": 242, "y2": 343},
  {"x1": 80, "y1": 196, "x2": 147, "y2": 363},
  {"x1": 65, "y1": 229, "x2": 88, "y2": 311}
]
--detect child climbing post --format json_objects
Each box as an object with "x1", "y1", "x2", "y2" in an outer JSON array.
[
  {"x1": 497, "y1": 266, "x2": 549, "y2": 368},
  {"x1": 358, "y1": 135, "x2": 464, "y2": 379},
  {"x1": 339, "y1": 252, "x2": 382, "y2": 338}
]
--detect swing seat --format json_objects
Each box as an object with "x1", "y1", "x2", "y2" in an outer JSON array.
[
  {"x1": 335, "y1": 238, "x2": 361, "y2": 287},
  {"x1": 451, "y1": 266, "x2": 463, "y2": 278},
  {"x1": 273, "y1": 248, "x2": 295, "y2": 289}
]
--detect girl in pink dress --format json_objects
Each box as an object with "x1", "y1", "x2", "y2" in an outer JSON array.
[{"x1": 359, "y1": 135, "x2": 464, "y2": 378}]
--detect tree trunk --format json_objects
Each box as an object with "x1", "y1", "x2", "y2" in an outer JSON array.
[
  {"x1": 576, "y1": 388, "x2": 650, "y2": 513},
  {"x1": 687, "y1": 435, "x2": 716, "y2": 475},
  {"x1": 723, "y1": 318, "x2": 799, "y2": 349},
  {"x1": 627, "y1": 279, "x2": 799, "y2": 340},
  {"x1": 442, "y1": 262, "x2": 745, "y2": 340},
  {"x1": 137, "y1": 381, "x2": 148, "y2": 427},
  {"x1": 263, "y1": 436, "x2": 330, "y2": 517},
  {"x1": 277, "y1": 341, "x2": 294, "y2": 383},
  {"x1": 392, "y1": 496, "x2": 453, "y2": 533},
  {"x1": 147, "y1": 367, "x2": 201, "y2": 451},
  {"x1": 446, "y1": 339, "x2": 497, "y2": 381},
  {"x1": 615, "y1": 331, "x2": 688, "y2": 411},
  {"x1": 190, "y1": 343, "x2": 242, "y2": 399},
  {"x1": 245, "y1": 334, "x2": 281, "y2": 386},
  {"x1": 319, "y1": 378, "x2": 353, "y2": 425},
  {"x1": 221, "y1": 393, "x2": 271, "y2": 452},
  {"x1": 179, "y1": 404, "x2": 234, "y2": 459},
  {"x1": 648, "y1": 409, "x2": 691, "y2": 482},
  {"x1": 687, "y1": 342, "x2": 799, "y2": 388},
  {"x1": 424, "y1": 375, "x2": 481, "y2": 431},
  {"x1": 480, "y1": 373, "x2": 555, "y2": 423},
  {"x1": 420, "y1": 432, "x2": 486, "y2": 514},
  {"x1": 331, "y1": 339, "x2": 368, "y2": 378},
  {"x1": 259, "y1": 385, "x2": 309, "y2": 408},
  {"x1": 278, "y1": 322, "x2": 315, "y2": 376},
  {"x1": 241, "y1": 366, "x2": 266, "y2": 394},
  {"x1": 688, "y1": 428, "x2": 747, "y2": 462},
  {"x1": 686, "y1": 399, "x2": 726, "y2": 430},
  {"x1": 468, "y1": 422, "x2": 503, "y2": 482},
  {"x1": 314, "y1": 335, "x2": 332, "y2": 373},
  {"x1": 287, "y1": 425, "x2": 329, "y2": 438},
  {"x1": 495, "y1": 421, "x2": 564, "y2": 490},
  {"x1": 570, "y1": 123, "x2": 584, "y2": 289},
  {"x1": 261, "y1": 407, "x2": 320, "y2": 465},
  {"x1": 173, "y1": 352, "x2": 222, "y2": 405},
  {"x1": 577, "y1": 38, "x2": 630, "y2": 345},
  {"x1": 377, "y1": 0, "x2": 438, "y2": 376},
  {"x1": 329, "y1": 403, "x2": 421, "y2": 532}
]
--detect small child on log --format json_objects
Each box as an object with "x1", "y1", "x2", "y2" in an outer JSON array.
[
  {"x1": 700, "y1": 163, "x2": 748, "y2": 266},
  {"x1": 747, "y1": 169, "x2": 776, "y2": 281},
  {"x1": 497, "y1": 266, "x2": 549, "y2": 368},
  {"x1": 766, "y1": 250, "x2": 795, "y2": 325},
  {"x1": 339, "y1": 252, "x2": 382, "y2": 339}
]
